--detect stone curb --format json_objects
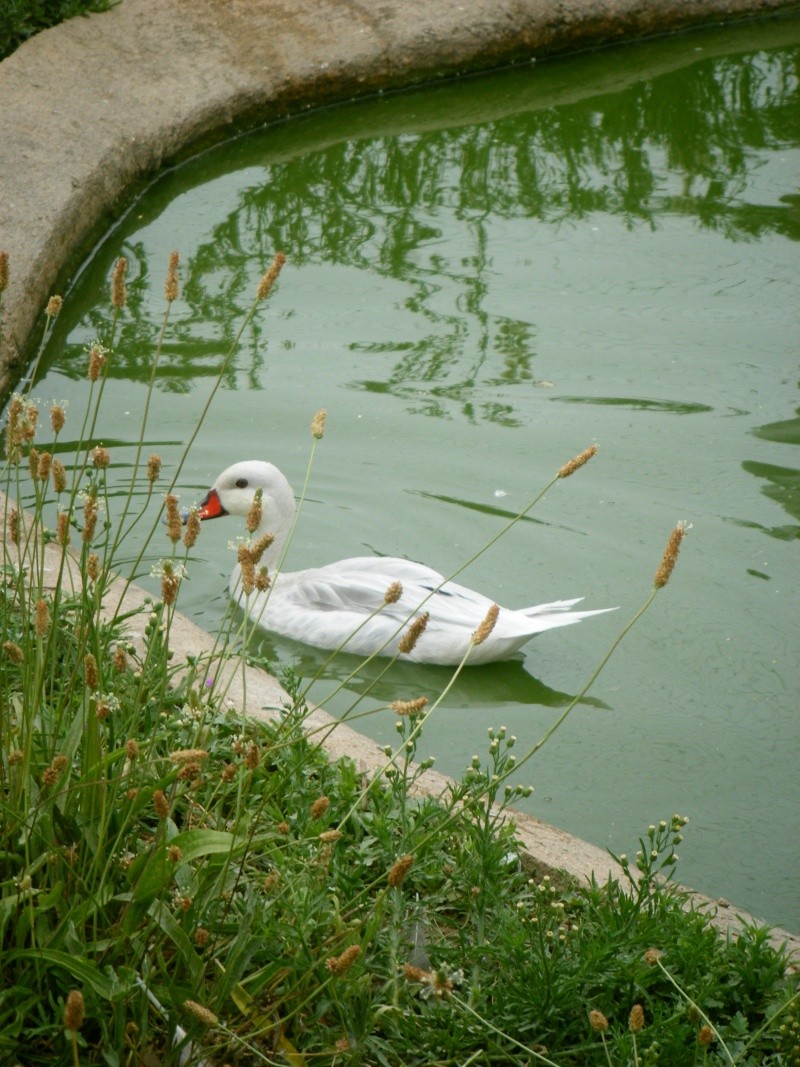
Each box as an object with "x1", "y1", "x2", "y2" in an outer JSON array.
[{"x1": 1, "y1": 0, "x2": 799, "y2": 958}]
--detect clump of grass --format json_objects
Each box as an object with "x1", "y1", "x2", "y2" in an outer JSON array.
[
  {"x1": 0, "y1": 0, "x2": 115, "y2": 61},
  {"x1": 1, "y1": 252, "x2": 796, "y2": 1065}
]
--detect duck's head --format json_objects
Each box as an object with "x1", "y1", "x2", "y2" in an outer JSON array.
[{"x1": 197, "y1": 460, "x2": 296, "y2": 542}]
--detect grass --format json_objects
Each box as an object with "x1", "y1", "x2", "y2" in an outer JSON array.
[
  {"x1": 0, "y1": 0, "x2": 115, "y2": 62},
  {"x1": 0, "y1": 249, "x2": 798, "y2": 1065}
]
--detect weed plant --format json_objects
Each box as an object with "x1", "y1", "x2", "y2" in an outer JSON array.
[
  {"x1": 0, "y1": 251, "x2": 797, "y2": 1065},
  {"x1": 0, "y1": 0, "x2": 114, "y2": 61}
]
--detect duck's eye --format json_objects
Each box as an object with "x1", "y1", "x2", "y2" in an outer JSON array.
[{"x1": 235, "y1": 478, "x2": 248, "y2": 489}]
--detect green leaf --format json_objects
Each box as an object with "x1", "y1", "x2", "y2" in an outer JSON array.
[{"x1": 168, "y1": 829, "x2": 241, "y2": 864}]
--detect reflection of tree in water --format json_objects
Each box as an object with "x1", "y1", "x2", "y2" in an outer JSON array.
[{"x1": 57, "y1": 45, "x2": 799, "y2": 415}]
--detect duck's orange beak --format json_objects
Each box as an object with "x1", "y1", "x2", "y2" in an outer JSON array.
[{"x1": 197, "y1": 488, "x2": 227, "y2": 520}]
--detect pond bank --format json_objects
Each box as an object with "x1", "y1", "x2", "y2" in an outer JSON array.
[{"x1": 1, "y1": 0, "x2": 799, "y2": 955}]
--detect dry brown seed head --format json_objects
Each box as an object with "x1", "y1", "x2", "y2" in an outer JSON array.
[
  {"x1": 161, "y1": 566, "x2": 180, "y2": 606},
  {"x1": 125, "y1": 739, "x2": 139, "y2": 760},
  {"x1": 84, "y1": 653, "x2": 99, "y2": 691},
  {"x1": 256, "y1": 251, "x2": 286, "y2": 300},
  {"x1": 398, "y1": 612, "x2": 429, "y2": 655},
  {"x1": 319, "y1": 829, "x2": 342, "y2": 843},
  {"x1": 153, "y1": 790, "x2": 169, "y2": 818},
  {"x1": 37, "y1": 450, "x2": 52, "y2": 481},
  {"x1": 472, "y1": 603, "x2": 499, "y2": 646},
  {"x1": 589, "y1": 1010, "x2": 609, "y2": 1032},
  {"x1": 88, "y1": 343, "x2": 106, "y2": 382},
  {"x1": 3, "y1": 640, "x2": 24, "y2": 664},
  {"x1": 111, "y1": 256, "x2": 128, "y2": 309},
  {"x1": 168, "y1": 845, "x2": 183, "y2": 862},
  {"x1": 63, "y1": 990, "x2": 85, "y2": 1032},
  {"x1": 50, "y1": 403, "x2": 66, "y2": 435},
  {"x1": 245, "y1": 487, "x2": 263, "y2": 533},
  {"x1": 391, "y1": 696, "x2": 428, "y2": 716},
  {"x1": 629, "y1": 1004, "x2": 645, "y2": 1032},
  {"x1": 82, "y1": 494, "x2": 98, "y2": 543},
  {"x1": 7, "y1": 507, "x2": 20, "y2": 544},
  {"x1": 164, "y1": 494, "x2": 182, "y2": 544},
  {"x1": 113, "y1": 644, "x2": 128, "y2": 672},
  {"x1": 28, "y1": 446, "x2": 40, "y2": 481},
  {"x1": 249, "y1": 530, "x2": 274, "y2": 563},
  {"x1": 403, "y1": 963, "x2": 429, "y2": 982},
  {"x1": 51, "y1": 458, "x2": 67, "y2": 493},
  {"x1": 387, "y1": 853, "x2": 414, "y2": 887},
  {"x1": 182, "y1": 1000, "x2": 218, "y2": 1027},
  {"x1": 644, "y1": 947, "x2": 662, "y2": 965},
  {"x1": 96, "y1": 699, "x2": 111, "y2": 721},
  {"x1": 170, "y1": 748, "x2": 209, "y2": 763},
  {"x1": 325, "y1": 944, "x2": 361, "y2": 976},
  {"x1": 183, "y1": 506, "x2": 201, "y2": 548},
  {"x1": 244, "y1": 742, "x2": 260, "y2": 770},
  {"x1": 310, "y1": 795, "x2": 330, "y2": 820},
  {"x1": 558, "y1": 444, "x2": 597, "y2": 479},
  {"x1": 383, "y1": 580, "x2": 403, "y2": 604},
  {"x1": 220, "y1": 762, "x2": 236, "y2": 782},
  {"x1": 654, "y1": 521, "x2": 690, "y2": 589},
  {"x1": 255, "y1": 566, "x2": 270, "y2": 591},
  {"x1": 35, "y1": 598, "x2": 50, "y2": 637},
  {"x1": 92, "y1": 445, "x2": 110, "y2": 469},
  {"x1": 146, "y1": 453, "x2": 162, "y2": 484},
  {"x1": 86, "y1": 553, "x2": 100, "y2": 583},
  {"x1": 57, "y1": 510, "x2": 70, "y2": 546},
  {"x1": 194, "y1": 927, "x2": 210, "y2": 946},
  {"x1": 311, "y1": 408, "x2": 327, "y2": 440},
  {"x1": 46, "y1": 295, "x2": 63, "y2": 318},
  {"x1": 164, "y1": 251, "x2": 180, "y2": 303},
  {"x1": 698, "y1": 1026, "x2": 714, "y2": 1046}
]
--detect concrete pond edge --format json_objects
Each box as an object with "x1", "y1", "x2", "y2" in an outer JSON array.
[{"x1": 1, "y1": 0, "x2": 799, "y2": 956}]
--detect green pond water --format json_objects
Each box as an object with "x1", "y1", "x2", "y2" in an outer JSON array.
[{"x1": 16, "y1": 16, "x2": 800, "y2": 931}]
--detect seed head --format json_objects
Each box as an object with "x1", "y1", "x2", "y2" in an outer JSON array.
[
  {"x1": 3, "y1": 640, "x2": 24, "y2": 664},
  {"x1": 37, "y1": 450, "x2": 52, "y2": 481},
  {"x1": 391, "y1": 696, "x2": 428, "y2": 716},
  {"x1": 472, "y1": 603, "x2": 499, "y2": 646},
  {"x1": 57, "y1": 510, "x2": 70, "y2": 546},
  {"x1": 63, "y1": 990, "x2": 85, "y2": 1032},
  {"x1": 161, "y1": 562, "x2": 181, "y2": 606},
  {"x1": 164, "y1": 251, "x2": 180, "y2": 303},
  {"x1": 84, "y1": 652, "x2": 99, "y2": 691},
  {"x1": 237, "y1": 542, "x2": 256, "y2": 595},
  {"x1": 82, "y1": 492, "x2": 98, "y2": 543},
  {"x1": 250, "y1": 530, "x2": 274, "y2": 564},
  {"x1": 246, "y1": 487, "x2": 262, "y2": 533},
  {"x1": 146, "y1": 453, "x2": 162, "y2": 485},
  {"x1": 111, "y1": 256, "x2": 128, "y2": 309},
  {"x1": 398, "y1": 612, "x2": 429, "y2": 655},
  {"x1": 256, "y1": 251, "x2": 286, "y2": 300},
  {"x1": 558, "y1": 444, "x2": 597, "y2": 478},
  {"x1": 92, "y1": 445, "x2": 110, "y2": 469},
  {"x1": 183, "y1": 506, "x2": 201, "y2": 548},
  {"x1": 46, "y1": 295, "x2": 63, "y2": 318},
  {"x1": 170, "y1": 748, "x2": 209, "y2": 764},
  {"x1": 164, "y1": 494, "x2": 182, "y2": 544},
  {"x1": 310, "y1": 408, "x2": 327, "y2": 439},
  {"x1": 644, "y1": 947, "x2": 662, "y2": 965},
  {"x1": 326, "y1": 944, "x2": 361, "y2": 976},
  {"x1": 125, "y1": 739, "x2": 139, "y2": 760},
  {"x1": 87, "y1": 342, "x2": 106, "y2": 382},
  {"x1": 113, "y1": 644, "x2": 128, "y2": 672},
  {"x1": 384, "y1": 580, "x2": 403, "y2": 604},
  {"x1": 7, "y1": 507, "x2": 20, "y2": 544},
  {"x1": 244, "y1": 742, "x2": 261, "y2": 770},
  {"x1": 629, "y1": 1004, "x2": 645, "y2": 1033},
  {"x1": 0, "y1": 251, "x2": 8, "y2": 292},
  {"x1": 51, "y1": 458, "x2": 67, "y2": 493},
  {"x1": 319, "y1": 829, "x2": 342, "y2": 843},
  {"x1": 654, "y1": 521, "x2": 690, "y2": 589},
  {"x1": 86, "y1": 553, "x2": 100, "y2": 583},
  {"x1": 35, "y1": 598, "x2": 50, "y2": 637},
  {"x1": 589, "y1": 1010, "x2": 609, "y2": 1032},
  {"x1": 698, "y1": 1025, "x2": 714, "y2": 1046},
  {"x1": 182, "y1": 1000, "x2": 218, "y2": 1027},
  {"x1": 153, "y1": 790, "x2": 170, "y2": 818},
  {"x1": 50, "y1": 403, "x2": 66, "y2": 435},
  {"x1": 387, "y1": 853, "x2": 414, "y2": 887},
  {"x1": 255, "y1": 567, "x2": 270, "y2": 591},
  {"x1": 310, "y1": 795, "x2": 330, "y2": 820}
]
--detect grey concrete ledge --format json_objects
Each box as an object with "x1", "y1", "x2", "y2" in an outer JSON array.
[
  {"x1": 2, "y1": 0, "x2": 800, "y2": 385},
  {"x1": 1, "y1": 0, "x2": 800, "y2": 958}
]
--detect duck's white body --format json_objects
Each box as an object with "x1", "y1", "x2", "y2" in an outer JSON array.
[{"x1": 196, "y1": 461, "x2": 612, "y2": 666}]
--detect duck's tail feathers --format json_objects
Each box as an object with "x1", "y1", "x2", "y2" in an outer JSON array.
[{"x1": 518, "y1": 598, "x2": 618, "y2": 633}]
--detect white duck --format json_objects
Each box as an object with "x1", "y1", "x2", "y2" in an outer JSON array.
[{"x1": 195, "y1": 460, "x2": 612, "y2": 666}]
